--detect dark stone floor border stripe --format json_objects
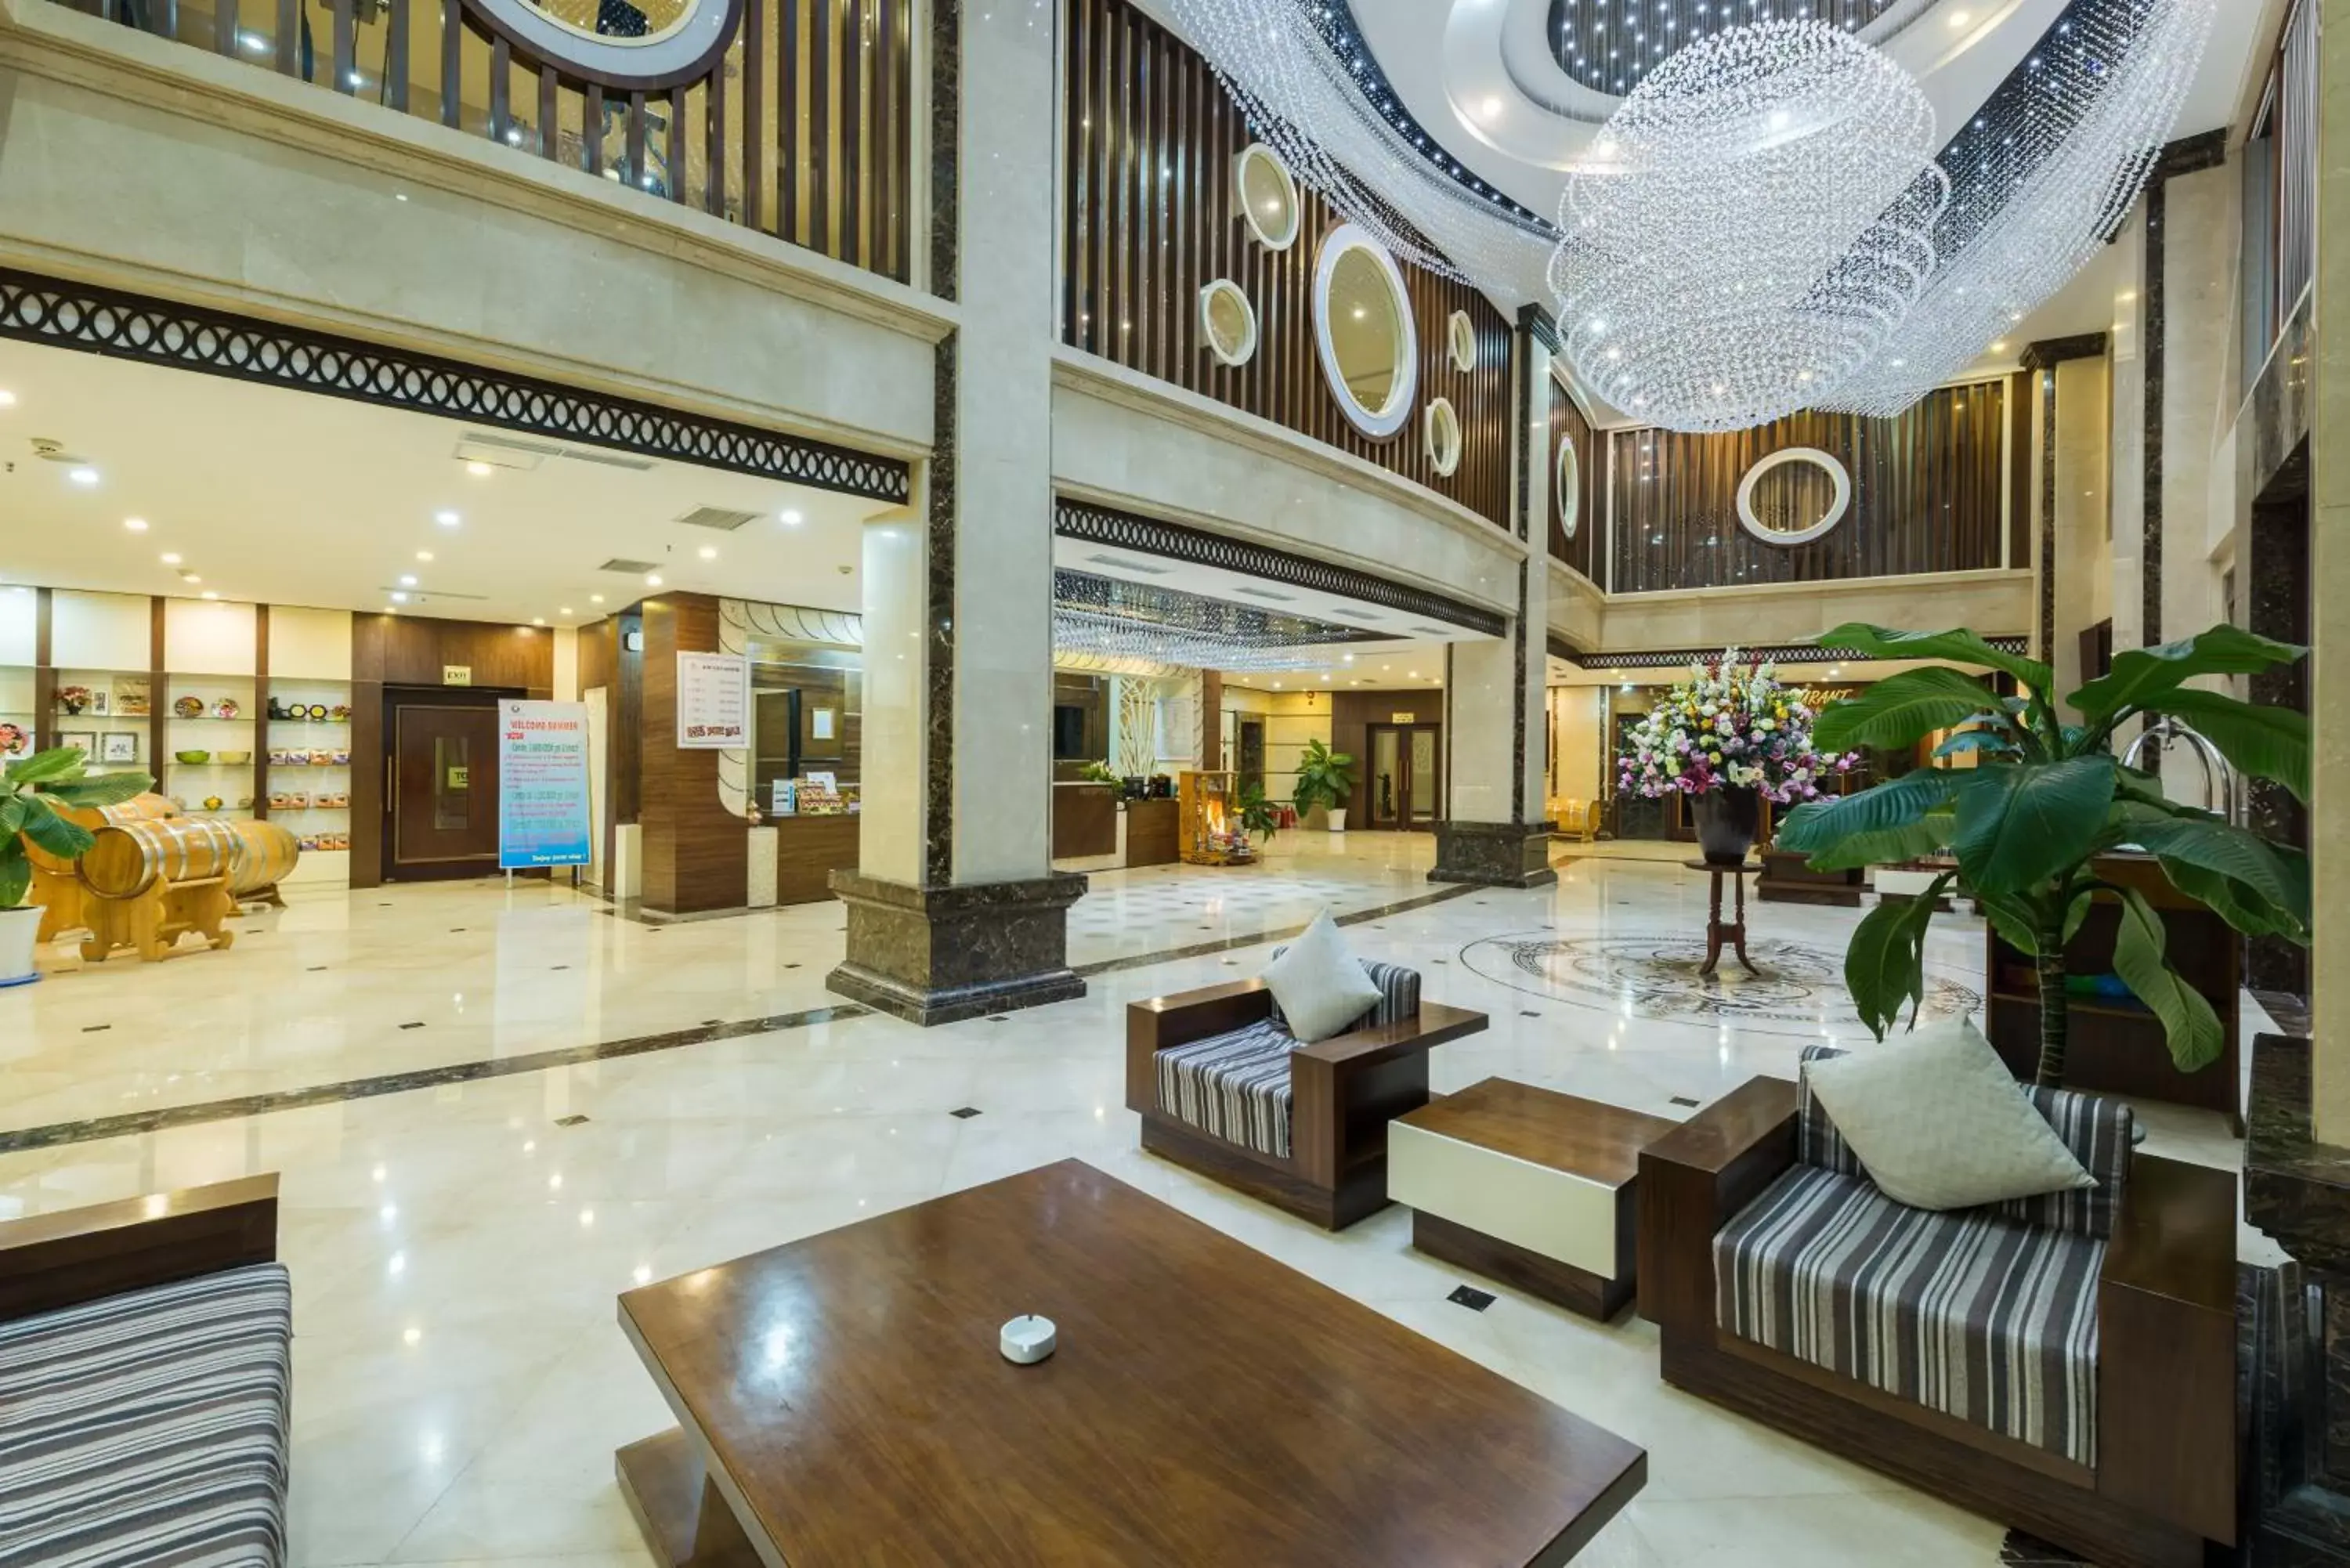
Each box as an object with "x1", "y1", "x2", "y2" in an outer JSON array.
[{"x1": 0, "y1": 885, "x2": 1484, "y2": 1154}]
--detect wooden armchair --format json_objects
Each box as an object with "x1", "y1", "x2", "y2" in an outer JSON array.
[
  {"x1": 1126, "y1": 975, "x2": 1488, "y2": 1230},
  {"x1": 1639, "y1": 1076, "x2": 2236, "y2": 1568}
]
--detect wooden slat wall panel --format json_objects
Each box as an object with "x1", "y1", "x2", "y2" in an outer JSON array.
[
  {"x1": 1547, "y1": 374, "x2": 1599, "y2": 582},
  {"x1": 1058, "y1": 0, "x2": 1514, "y2": 529},
  {"x1": 1607, "y1": 382, "x2": 2008, "y2": 594}
]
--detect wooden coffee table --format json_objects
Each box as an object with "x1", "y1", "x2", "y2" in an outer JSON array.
[
  {"x1": 1390, "y1": 1079, "x2": 1679, "y2": 1320},
  {"x1": 616, "y1": 1158, "x2": 1644, "y2": 1566}
]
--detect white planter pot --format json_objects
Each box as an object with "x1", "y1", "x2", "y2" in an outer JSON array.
[
  {"x1": 1327, "y1": 808, "x2": 1348, "y2": 833},
  {"x1": 0, "y1": 905, "x2": 42, "y2": 988}
]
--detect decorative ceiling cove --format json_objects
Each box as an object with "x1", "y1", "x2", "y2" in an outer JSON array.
[{"x1": 1546, "y1": 0, "x2": 1939, "y2": 95}]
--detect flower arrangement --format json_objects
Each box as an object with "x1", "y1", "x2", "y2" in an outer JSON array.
[
  {"x1": 1616, "y1": 647, "x2": 1854, "y2": 804},
  {"x1": 54, "y1": 685, "x2": 92, "y2": 717}
]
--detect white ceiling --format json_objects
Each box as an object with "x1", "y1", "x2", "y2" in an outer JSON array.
[{"x1": 0, "y1": 340, "x2": 889, "y2": 629}]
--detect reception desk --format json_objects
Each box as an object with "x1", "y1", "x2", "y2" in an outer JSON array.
[
  {"x1": 1051, "y1": 783, "x2": 1120, "y2": 859},
  {"x1": 1123, "y1": 797, "x2": 1179, "y2": 868},
  {"x1": 772, "y1": 813, "x2": 860, "y2": 905}
]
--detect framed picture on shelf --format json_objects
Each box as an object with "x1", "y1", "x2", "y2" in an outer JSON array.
[
  {"x1": 113, "y1": 675, "x2": 151, "y2": 717},
  {"x1": 86, "y1": 690, "x2": 108, "y2": 717},
  {"x1": 58, "y1": 730, "x2": 96, "y2": 759},
  {"x1": 98, "y1": 731, "x2": 139, "y2": 764},
  {"x1": 0, "y1": 722, "x2": 29, "y2": 759}
]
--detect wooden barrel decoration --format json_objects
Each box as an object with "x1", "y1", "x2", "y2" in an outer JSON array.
[
  {"x1": 77, "y1": 818, "x2": 295, "y2": 900},
  {"x1": 25, "y1": 792, "x2": 180, "y2": 876}
]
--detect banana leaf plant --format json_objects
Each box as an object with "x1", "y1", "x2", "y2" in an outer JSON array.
[
  {"x1": 1773, "y1": 623, "x2": 2310, "y2": 1086},
  {"x1": 2, "y1": 746, "x2": 155, "y2": 909}
]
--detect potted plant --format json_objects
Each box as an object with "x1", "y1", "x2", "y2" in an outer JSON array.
[
  {"x1": 2, "y1": 746, "x2": 154, "y2": 986},
  {"x1": 1616, "y1": 647, "x2": 1855, "y2": 865},
  {"x1": 1292, "y1": 738, "x2": 1358, "y2": 831},
  {"x1": 1236, "y1": 780, "x2": 1280, "y2": 843},
  {"x1": 1776, "y1": 623, "x2": 2310, "y2": 1084}
]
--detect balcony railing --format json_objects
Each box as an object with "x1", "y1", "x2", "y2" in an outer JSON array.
[{"x1": 59, "y1": 0, "x2": 915, "y2": 284}]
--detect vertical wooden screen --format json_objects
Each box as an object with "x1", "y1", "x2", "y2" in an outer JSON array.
[
  {"x1": 1059, "y1": 0, "x2": 1515, "y2": 529},
  {"x1": 1607, "y1": 381, "x2": 2008, "y2": 594},
  {"x1": 1547, "y1": 373, "x2": 1599, "y2": 583}
]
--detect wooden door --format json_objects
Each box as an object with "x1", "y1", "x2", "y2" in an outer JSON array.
[
  {"x1": 1365, "y1": 724, "x2": 1444, "y2": 829},
  {"x1": 389, "y1": 702, "x2": 501, "y2": 879}
]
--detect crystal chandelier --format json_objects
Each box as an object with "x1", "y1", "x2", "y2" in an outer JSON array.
[
  {"x1": 1549, "y1": 20, "x2": 1948, "y2": 434},
  {"x1": 1824, "y1": 0, "x2": 2218, "y2": 417},
  {"x1": 1167, "y1": 0, "x2": 1556, "y2": 301},
  {"x1": 1050, "y1": 572, "x2": 1375, "y2": 674}
]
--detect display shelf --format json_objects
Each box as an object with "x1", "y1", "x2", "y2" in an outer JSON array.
[{"x1": 1177, "y1": 771, "x2": 1256, "y2": 866}]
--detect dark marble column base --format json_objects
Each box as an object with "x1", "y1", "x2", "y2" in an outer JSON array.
[
  {"x1": 1428, "y1": 821, "x2": 1558, "y2": 889},
  {"x1": 826, "y1": 869, "x2": 1087, "y2": 1027}
]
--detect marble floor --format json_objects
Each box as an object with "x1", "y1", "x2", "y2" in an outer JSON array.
[{"x1": 0, "y1": 836, "x2": 2264, "y2": 1566}]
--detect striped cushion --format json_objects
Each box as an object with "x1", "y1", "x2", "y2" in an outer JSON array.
[
  {"x1": 1716, "y1": 1166, "x2": 2103, "y2": 1467},
  {"x1": 1157, "y1": 1020, "x2": 1295, "y2": 1158},
  {"x1": 0, "y1": 1263, "x2": 291, "y2": 1568},
  {"x1": 1264, "y1": 948, "x2": 1419, "y2": 1036},
  {"x1": 1798, "y1": 1045, "x2": 2133, "y2": 1239}
]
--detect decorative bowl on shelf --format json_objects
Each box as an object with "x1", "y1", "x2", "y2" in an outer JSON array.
[
  {"x1": 173, "y1": 695, "x2": 204, "y2": 719},
  {"x1": 236, "y1": 795, "x2": 253, "y2": 809},
  {"x1": 201, "y1": 795, "x2": 224, "y2": 812},
  {"x1": 217, "y1": 750, "x2": 251, "y2": 765},
  {"x1": 330, "y1": 705, "x2": 352, "y2": 721},
  {"x1": 215, "y1": 698, "x2": 240, "y2": 720},
  {"x1": 306, "y1": 703, "x2": 328, "y2": 721},
  {"x1": 174, "y1": 750, "x2": 211, "y2": 764}
]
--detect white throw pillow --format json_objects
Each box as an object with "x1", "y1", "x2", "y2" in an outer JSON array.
[
  {"x1": 1802, "y1": 1017, "x2": 2095, "y2": 1212},
  {"x1": 1260, "y1": 912, "x2": 1384, "y2": 1045}
]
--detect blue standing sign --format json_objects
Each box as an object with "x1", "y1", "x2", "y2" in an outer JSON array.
[{"x1": 498, "y1": 699, "x2": 593, "y2": 870}]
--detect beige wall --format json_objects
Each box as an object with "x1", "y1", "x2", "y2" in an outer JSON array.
[
  {"x1": 1557, "y1": 569, "x2": 2036, "y2": 656},
  {"x1": 1219, "y1": 685, "x2": 1333, "y2": 808},
  {"x1": 1547, "y1": 685, "x2": 1606, "y2": 808}
]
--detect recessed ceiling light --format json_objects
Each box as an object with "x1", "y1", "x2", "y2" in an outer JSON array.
[
  {"x1": 123, "y1": 517, "x2": 148, "y2": 532},
  {"x1": 0, "y1": 390, "x2": 16, "y2": 406},
  {"x1": 558, "y1": 606, "x2": 573, "y2": 616},
  {"x1": 436, "y1": 511, "x2": 460, "y2": 527},
  {"x1": 465, "y1": 461, "x2": 492, "y2": 477},
  {"x1": 1989, "y1": 339, "x2": 2008, "y2": 353},
  {"x1": 1948, "y1": 9, "x2": 1972, "y2": 26},
  {"x1": 531, "y1": 616, "x2": 545, "y2": 626},
  {"x1": 590, "y1": 593, "x2": 605, "y2": 604},
  {"x1": 645, "y1": 573, "x2": 663, "y2": 587},
  {"x1": 67, "y1": 467, "x2": 99, "y2": 486},
  {"x1": 400, "y1": 574, "x2": 418, "y2": 587},
  {"x1": 698, "y1": 545, "x2": 718, "y2": 560},
  {"x1": 779, "y1": 509, "x2": 804, "y2": 526},
  {"x1": 200, "y1": 591, "x2": 219, "y2": 601},
  {"x1": 160, "y1": 552, "x2": 181, "y2": 565},
  {"x1": 181, "y1": 573, "x2": 201, "y2": 584},
  {"x1": 1478, "y1": 93, "x2": 1502, "y2": 121},
  {"x1": 416, "y1": 550, "x2": 434, "y2": 562},
  {"x1": 391, "y1": 591, "x2": 409, "y2": 603}
]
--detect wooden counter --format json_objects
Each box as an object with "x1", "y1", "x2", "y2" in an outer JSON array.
[
  {"x1": 1052, "y1": 783, "x2": 1119, "y2": 859},
  {"x1": 773, "y1": 813, "x2": 860, "y2": 905},
  {"x1": 1124, "y1": 797, "x2": 1180, "y2": 868}
]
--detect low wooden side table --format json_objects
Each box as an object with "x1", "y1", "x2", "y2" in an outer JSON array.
[
  {"x1": 1389, "y1": 1079, "x2": 1679, "y2": 1320},
  {"x1": 1686, "y1": 858, "x2": 1762, "y2": 977}
]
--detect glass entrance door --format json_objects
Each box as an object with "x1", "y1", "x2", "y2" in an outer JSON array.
[{"x1": 1365, "y1": 723, "x2": 1442, "y2": 829}]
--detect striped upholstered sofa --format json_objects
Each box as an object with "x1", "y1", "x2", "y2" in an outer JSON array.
[
  {"x1": 1125, "y1": 957, "x2": 1487, "y2": 1229},
  {"x1": 0, "y1": 1174, "x2": 289, "y2": 1567},
  {"x1": 1640, "y1": 1058, "x2": 2237, "y2": 1568}
]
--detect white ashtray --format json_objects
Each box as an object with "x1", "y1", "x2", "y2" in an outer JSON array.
[{"x1": 999, "y1": 1313, "x2": 1057, "y2": 1364}]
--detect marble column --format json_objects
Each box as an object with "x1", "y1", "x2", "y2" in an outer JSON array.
[
  {"x1": 1432, "y1": 317, "x2": 1554, "y2": 889},
  {"x1": 826, "y1": 0, "x2": 1086, "y2": 1024},
  {"x1": 2019, "y1": 335, "x2": 2113, "y2": 695},
  {"x1": 2312, "y1": 0, "x2": 2350, "y2": 1142}
]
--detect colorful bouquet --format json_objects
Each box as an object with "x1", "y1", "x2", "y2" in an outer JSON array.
[{"x1": 1617, "y1": 648, "x2": 1855, "y2": 804}]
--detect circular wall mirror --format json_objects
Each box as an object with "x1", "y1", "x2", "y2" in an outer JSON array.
[
  {"x1": 1447, "y1": 310, "x2": 1477, "y2": 373},
  {"x1": 1556, "y1": 438, "x2": 1581, "y2": 539},
  {"x1": 1198, "y1": 280, "x2": 1258, "y2": 367},
  {"x1": 1314, "y1": 224, "x2": 1419, "y2": 439},
  {"x1": 1234, "y1": 143, "x2": 1301, "y2": 251},
  {"x1": 1736, "y1": 447, "x2": 1852, "y2": 546},
  {"x1": 468, "y1": 0, "x2": 738, "y2": 87},
  {"x1": 1423, "y1": 398, "x2": 1462, "y2": 476}
]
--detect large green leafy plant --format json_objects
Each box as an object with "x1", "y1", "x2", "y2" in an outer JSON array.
[
  {"x1": 1775, "y1": 624, "x2": 2310, "y2": 1086},
  {"x1": 2, "y1": 747, "x2": 154, "y2": 909},
  {"x1": 1291, "y1": 738, "x2": 1358, "y2": 818}
]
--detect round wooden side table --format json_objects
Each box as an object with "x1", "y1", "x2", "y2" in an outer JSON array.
[{"x1": 1684, "y1": 859, "x2": 1764, "y2": 979}]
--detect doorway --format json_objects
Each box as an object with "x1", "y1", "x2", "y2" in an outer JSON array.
[
  {"x1": 382, "y1": 688, "x2": 508, "y2": 882},
  {"x1": 1365, "y1": 723, "x2": 1442, "y2": 829},
  {"x1": 1235, "y1": 718, "x2": 1267, "y2": 794}
]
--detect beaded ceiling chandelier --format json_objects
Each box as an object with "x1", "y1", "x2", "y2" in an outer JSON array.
[
  {"x1": 1050, "y1": 572, "x2": 1381, "y2": 674},
  {"x1": 1549, "y1": 20, "x2": 1948, "y2": 434}
]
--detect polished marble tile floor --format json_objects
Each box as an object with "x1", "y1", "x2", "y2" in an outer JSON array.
[{"x1": 0, "y1": 841, "x2": 2263, "y2": 1566}]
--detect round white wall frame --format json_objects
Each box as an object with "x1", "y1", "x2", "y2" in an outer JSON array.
[
  {"x1": 1447, "y1": 311, "x2": 1477, "y2": 373},
  {"x1": 1198, "y1": 280, "x2": 1259, "y2": 367},
  {"x1": 1423, "y1": 397, "x2": 1462, "y2": 476},
  {"x1": 1233, "y1": 143, "x2": 1302, "y2": 251},
  {"x1": 1736, "y1": 447, "x2": 1853, "y2": 546},
  {"x1": 468, "y1": 0, "x2": 738, "y2": 89},
  {"x1": 1313, "y1": 223, "x2": 1419, "y2": 440},
  {"x1": 1556, "y1": 439, "x2": 1581, "y2": 539}
]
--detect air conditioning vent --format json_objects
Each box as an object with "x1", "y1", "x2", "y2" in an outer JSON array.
[
  {"x1": 675, "y1": 506, "x2": 765, "y2": 532},
  {"x1": 378, "y1": 587, "x2": 490, "y2": 602},
  {"x1": 454, "y1": 434, "x2": 559, "y2": 471},
  {"x1": 1332, "y1": 607, "x2": 1385, "y2": 622},
  {"x1": 1410, "y1": 626, "x2": 1454, "y2": 638},
  {"x1": 1234, "y1": 587, "x2": 1296, "y2": 603},
  {"x1": 1084, "y1": 553, "x2": 1173, "y2": 576},
  {"x1": 561, "y1": 447, "x2": 656, "y2": 471},
  {"x1": 598, "y1": 558, "x2": 661, "y2": 574}
]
